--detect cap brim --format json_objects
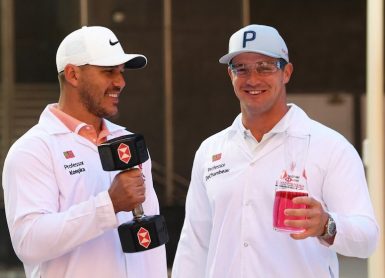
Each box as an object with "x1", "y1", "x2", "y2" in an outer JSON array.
[
  {"x1": 125, "y1": 55, "x2": 147, "y2": 69},
  {"x1": 89, "y1": 54, "x2": 147, "y2": 69},
  {"x1": 219, "y1": 50, "x2": 283, "y2": 64}
]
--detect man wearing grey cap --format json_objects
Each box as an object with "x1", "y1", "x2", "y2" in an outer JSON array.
[
  {"x1": 2, "y1": 26, "x2": 167, "y2": 277},
  {"x1": 172, "y1": 24, "x2": 378, "y2": 277}
]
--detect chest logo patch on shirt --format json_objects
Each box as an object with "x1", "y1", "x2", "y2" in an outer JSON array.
[
  {"x1": 118, "y1": 143, "x2": 132, "y2": 164},
  {"x1": 212, "y1": 153, "x2": 222, "y2": 162},
  {"x1": 137, "y1": 227, "x2": 151, "y2": 248},
  {"x1": 63, "y1": 150, "x2": 75, "y2": 159}
]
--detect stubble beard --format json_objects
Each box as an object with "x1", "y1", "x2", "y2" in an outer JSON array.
[{"x1": 78, "y1": 86, "x2": 117, "y2": 119}]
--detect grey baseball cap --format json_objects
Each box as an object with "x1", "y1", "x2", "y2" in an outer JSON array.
[{"x1": 219, "y1": 24, "x2": 289, "y2": 64}]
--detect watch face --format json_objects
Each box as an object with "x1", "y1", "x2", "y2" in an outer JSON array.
[
  {"x1": 320, "y1": 215, "x2": 336, "y2": 239},
  {"x1": 327, "y1": 217, "x2": 336, "y2": 236}
]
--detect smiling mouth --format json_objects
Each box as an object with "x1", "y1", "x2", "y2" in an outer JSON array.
[
  {"x1": 246, "y1": 90, "x2": 265, "y2": 95},
  {"x1": 106, "y1": 93, "x2": 119, "y2": 98}
]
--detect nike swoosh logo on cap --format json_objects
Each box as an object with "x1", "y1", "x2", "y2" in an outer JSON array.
[{"x1": 109, "y1": 39, "x2": 119, "y2": 46}]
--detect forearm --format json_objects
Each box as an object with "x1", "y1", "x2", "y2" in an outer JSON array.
[
  {"x1": 319, "y1": 142, "x2": 379, "y2": 257},
  {"x1": 9, "y1": 191, "x2": 117, "y2": 264},
  {"x1": 328, "y1": 213, "x2": 379, "y2": 258}
]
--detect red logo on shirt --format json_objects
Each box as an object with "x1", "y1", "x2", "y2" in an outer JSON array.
[
  {"x1": 137, "y1": 227, "x2": 151, "y2": 248},
  {"x1": 63, "y1": 150, "x2": 75, "y2": 159},
  {"x1": 118, "y1": 143, "x2": 131, "y2": 164},
  {"x1": 212, "y1": 153, "x2": 222, "y2": 162}
]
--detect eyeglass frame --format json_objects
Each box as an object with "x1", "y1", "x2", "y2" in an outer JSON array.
[{"x1": 228, "y1": 58, "x2": 288, "y2": 77}]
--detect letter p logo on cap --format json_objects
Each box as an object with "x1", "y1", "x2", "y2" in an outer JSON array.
[{"x1": 243, "y1": 31, "x2": 256, "y2": 48}]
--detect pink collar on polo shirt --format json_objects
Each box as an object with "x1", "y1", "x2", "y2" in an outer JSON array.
[{"x1": 49, "y1": 104, "x2": 111, "y2": 145}]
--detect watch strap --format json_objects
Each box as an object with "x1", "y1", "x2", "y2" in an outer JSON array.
[{"x1": 320, "y1": 213, "x2": 336, "y2": 239}]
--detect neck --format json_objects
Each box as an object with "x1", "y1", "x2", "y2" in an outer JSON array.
[
  {"x1": 58, "y1": 99, "x2": 103, "y2": 134},
  {"x1": 242, "y1": 105, "x2": 289, "y2": 142}
]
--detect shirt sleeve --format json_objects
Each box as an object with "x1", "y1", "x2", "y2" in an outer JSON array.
[
  {"x1": 172, "y1": 147, "x2": 212, "y2": 278},
  {"x1": 2, "y1": 137, "x2": 118, "y2": 265},
  {"x1": 320, "y1": 140, "x2": 379, "y2": 258}
]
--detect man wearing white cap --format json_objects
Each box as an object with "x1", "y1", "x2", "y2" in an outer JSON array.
[
  {"x1": 2, "y1": 26, "x2": 167, "y2": 277},
  {"x1": 172, "y1": 24, "x2": 378, "y2": 277}
]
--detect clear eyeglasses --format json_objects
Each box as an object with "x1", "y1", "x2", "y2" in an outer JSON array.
[{"x1": 229, "y1": 59, "x2": 287, "y2": 77}]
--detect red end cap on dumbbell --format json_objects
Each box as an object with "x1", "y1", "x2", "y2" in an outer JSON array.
[{"x1": 98, "y1": 134, "x2": 149, "y2": 170}]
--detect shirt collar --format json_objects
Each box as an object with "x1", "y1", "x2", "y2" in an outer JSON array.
[
  {"x1": 39, "y1": 104, "x2": 127, "y2": 141},
  {"x1": 230, "y1": 103, "x2": 310, "y2": 139},
  {"x1": 49, "y1": 104, "x2": 84, "y2": 133}
]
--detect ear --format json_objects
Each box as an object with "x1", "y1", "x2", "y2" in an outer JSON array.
[
  {"x1": 63, "y1": 64, "x2": 80, "y2": 87},
  {"x1": 227, "y1": 66, "x2": 235, "y2": 82},
  {"x1": 283, "y1": 63, "x2": 293, "y2": 85}
]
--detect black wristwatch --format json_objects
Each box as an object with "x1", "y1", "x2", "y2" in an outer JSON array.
[{"x1": 320, "y1": 214, "x2": 336, "y2": 240}]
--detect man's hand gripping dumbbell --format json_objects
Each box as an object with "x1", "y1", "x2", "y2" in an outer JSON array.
[{"x1": 98, "y1": 134, "x2": 169, "y2": 253}]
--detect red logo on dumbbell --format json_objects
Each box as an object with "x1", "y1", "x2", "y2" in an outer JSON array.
[
  {"x1": 137, "y1": 227, "x2": 151, "y2": 248},
  {"x1": 118, "y1": 143, "x2": 131, "y2": 164}
]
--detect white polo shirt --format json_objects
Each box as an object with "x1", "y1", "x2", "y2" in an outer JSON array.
[
  {"x1": 2, "y1": 105, "x2": 167, "y2": 278},
  {"x1": 172, "y1": 104, "x2": 378, "y2": 278}
]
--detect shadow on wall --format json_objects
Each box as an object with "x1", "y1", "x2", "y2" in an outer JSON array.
[
  {"x1": 162, "y1": 206, "x2": 185, "y2": 268},
  {"x1": 0, "y1": 209, "x2": 22, "y2": 267}
]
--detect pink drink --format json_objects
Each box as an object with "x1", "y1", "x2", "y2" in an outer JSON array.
[{"x1": 273, "y1": 190, "x2": 308, "y2": 233}]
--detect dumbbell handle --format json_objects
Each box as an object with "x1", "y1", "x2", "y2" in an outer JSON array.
[
  {"x1": 132, "y1": 204, "x2": 144, "y2": 219},
  {"x1": 131, "y1": 168, "x2": 146, "y2": 219},
  {"x1": 98, "y1": 134, "x2": 148, "y2": 219}
]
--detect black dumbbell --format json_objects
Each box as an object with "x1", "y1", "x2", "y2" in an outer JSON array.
[{"x1": 98, "y1": 134, "x2": 169, "y2": 253}]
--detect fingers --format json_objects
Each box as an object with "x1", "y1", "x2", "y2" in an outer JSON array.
[
  {"x1": 119, "y1": 168, "x2": 146, "y2": 195},
  {"x1": 109, "y1": 168, "x2": 146, "y2": 213},
  {"x1": 118, "y1": 169, "x2": 145, "y2": 187},
  {"x1": 283, "y1": 196, "x2": 328, "y2": 239},
  {"x1": 118, "y1": 168, "x2": 144, "y2": 180},
  {"x1": 291, "y1": 196, "x2": 315, "y2": 206}
]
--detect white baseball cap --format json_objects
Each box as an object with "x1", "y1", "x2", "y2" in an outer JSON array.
[
  {"x1": 219, "y1": 24, "x2": 289, "y2": 64},
  {"x1": 56, "y1": 26, "x2": 147, "y2": 72}
]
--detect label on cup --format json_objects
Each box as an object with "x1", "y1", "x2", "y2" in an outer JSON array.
[{"x1": 273, "y1": 176, "x2": 308, "y2": 233}]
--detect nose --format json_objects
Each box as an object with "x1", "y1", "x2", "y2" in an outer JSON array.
[
  {"x1": 245, "y1": 70, "x2": 263, "y2": 86},
  {"x1": 113, "y1": 72, "x2": 126, "y2": 89}
]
